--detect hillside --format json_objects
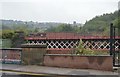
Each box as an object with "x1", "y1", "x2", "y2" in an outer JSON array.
[
  {"x1": 81, "y1": 11, "x2": 119, "y2": 36},
  {"x1": 1, "y1": 20, "x2": 63, "y2": 32}
]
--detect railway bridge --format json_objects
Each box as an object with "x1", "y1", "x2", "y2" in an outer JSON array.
[{"x1": 25, "y1": 32, "x2": 120, "y2": 52}]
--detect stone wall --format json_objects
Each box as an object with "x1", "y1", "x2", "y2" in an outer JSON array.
[
  {"x1": 21, "y1": 44, "x2": 46, "y2": 65},
  {"x1": 22, "y1": 48, "x2": 46, "y2": 65},
  {"x1": 44, "y1": 54, "x2": 113, "y2": 71},
  {"x1": 46, "y1": 49, "x2": 73, "y2": 54},
  {"x1": 0, "y1": 48, "x2": 21, "y2": 64}
]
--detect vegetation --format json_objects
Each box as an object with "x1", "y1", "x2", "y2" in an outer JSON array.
[
  {"x1": 75, "y1": 39, "x2": 108, "y2": 55},
  {"x1": 45, "y1": 24, "x2": 81, "y2": 33},
  {"x1": 81, "y1": 11, "x2": 120, "y2": 36},
  {"x1": 2, "y1": 30, "x2": 15, "y2": 39},
  {"x1": 1, "y1": 39, "x2": 12, "y2": 48},
  {"x1": 1, "y1": 30, "x2": 25, "y2": 48},
  {"x1": 1, "y1": 20, "x2": 63, "y2": 32}
]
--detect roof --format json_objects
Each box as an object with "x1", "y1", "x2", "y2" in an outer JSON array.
[{"x1": 25, "y1": 32, "x2": 120, "y2": 40}]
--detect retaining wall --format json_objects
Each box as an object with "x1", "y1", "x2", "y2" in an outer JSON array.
[{"x1": 44, "y1": 54, "x2": 113, "y2": 71}]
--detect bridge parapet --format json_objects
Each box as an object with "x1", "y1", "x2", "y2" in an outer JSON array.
[{"x1": 24, "y1": 33, "x2": 120, "y2": 51}]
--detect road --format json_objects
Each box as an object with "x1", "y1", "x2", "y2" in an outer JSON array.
[{"x1": 0, "y1": 64, "x2": 119, "y2": 77}]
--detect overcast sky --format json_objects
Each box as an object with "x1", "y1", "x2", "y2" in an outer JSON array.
[{"x1": 0, "y1": 0, "x2": 120, "y2": 24}]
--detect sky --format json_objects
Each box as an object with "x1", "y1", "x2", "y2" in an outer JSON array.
[{"x1": 0, "y1": 0, "x2": 120, "y2": 24}]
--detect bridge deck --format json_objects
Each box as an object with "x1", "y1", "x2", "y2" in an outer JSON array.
[{"x1": 0, "y1": 64, "x2": 119, "y2": 76}]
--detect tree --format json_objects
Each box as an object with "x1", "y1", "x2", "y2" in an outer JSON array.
[
  {"x1": 2, "y1": 30, "x2": 25, "y2": 48},
  {"x1": 2, "y1": 30, "x2": 15, "y2": 39},
  {"x1": 113, "y1": 17, "x2": 120, "y2": 36},
  {"x1": 45, "y1": 24, "x2": 81, "y2": 33},
  {"x1": 82, "y1": 11, "x2": 118, "y2": 36}
]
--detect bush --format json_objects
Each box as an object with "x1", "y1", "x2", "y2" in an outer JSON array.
[{"x1": 75, "y1": 39, "x2": 108, "y2": 55}]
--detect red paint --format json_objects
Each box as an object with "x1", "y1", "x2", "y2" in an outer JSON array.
[{"x1": 25, "y1": 32, "x2": 120, "y2": 40}]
